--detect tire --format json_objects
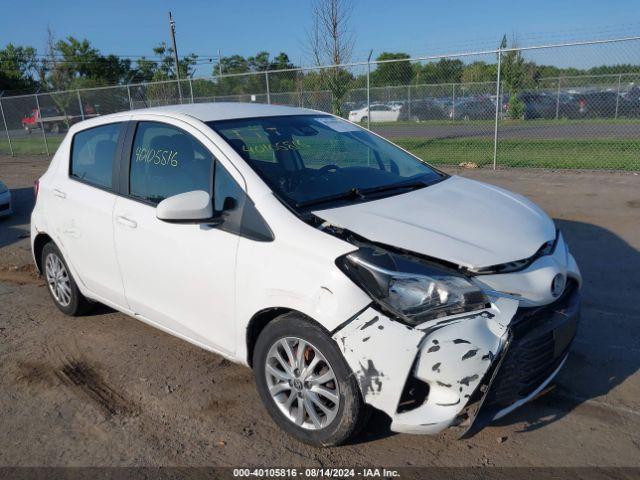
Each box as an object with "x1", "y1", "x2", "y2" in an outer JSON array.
[
  {"x1": 253, "y1": 312, "x2": 368, "y2": 447},
  {"x1": 360, "y1": 116, "x2": 368, "y2": 124},
  {"x1": 41, "y1": 242, "x2": 93, "y2": 316}
]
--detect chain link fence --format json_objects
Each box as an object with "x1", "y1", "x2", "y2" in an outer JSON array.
[{"x1": 1, "y1": 36, "x2": 639, "y2": 170}]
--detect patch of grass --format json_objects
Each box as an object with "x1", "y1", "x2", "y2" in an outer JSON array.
[
  {"x1": 0, "y1": 137, "x2": 63, "y2": 155},
  {"x1": 366, "y1": 117, "x2": 640, "y2": 127},
  {"x1": 394, "y1": 137, "x2": 640, "y2": 170}
]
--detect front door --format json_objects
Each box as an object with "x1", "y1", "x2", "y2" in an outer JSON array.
[{"x1": 113, "y1": 119, "x2": 241, "y2": 355}]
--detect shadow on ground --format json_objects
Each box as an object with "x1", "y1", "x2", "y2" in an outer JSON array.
[
  {"x1": 493, "y1": 218, "x2": 640, "y2": 433},
  {"x1": 0, "y1": 187, "x2": 33, "y2": 249}
]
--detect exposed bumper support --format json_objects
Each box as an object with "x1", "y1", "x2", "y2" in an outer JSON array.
[{"x1": 332, "y1": 280, "x2": 580, "y2": 436}]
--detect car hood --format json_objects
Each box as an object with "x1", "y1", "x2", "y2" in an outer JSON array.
[{"x1": 313, "y1": 176, "x2": 556, "y2": 269}]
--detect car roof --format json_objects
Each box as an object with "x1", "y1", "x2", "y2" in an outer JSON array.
[{"x1": 126, "y1": 102, "x2": 318, "y2": 122}]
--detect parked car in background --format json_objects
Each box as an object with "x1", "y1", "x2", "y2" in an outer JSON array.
[
  {"x1": 0, "y1": 180, "x2": 12, "y2": 218},
  {"x1": 575, "y1": 91, "x2": 619, "y2": 118},
  {"x1": 22, "y1": 107, "x2": 75, "y2": 134},
  {"x1": 348, "y1": 103, "x2": 401, "y2": 123},
  {"x1": 504, "y1": 93, "x2": 580, "y2": 120},
  {"x1": 450, "y1": 97, "x2": 495, "y2": 120},
  {"x1": 398, "y1": 99, "x2": 447, "y2": 121},
  {"x1": 617, "y1": 86, "x2": 640, "y2": 118},
  {"x1": 31, "y1": 102, "x2": 581, "y2": 447}
]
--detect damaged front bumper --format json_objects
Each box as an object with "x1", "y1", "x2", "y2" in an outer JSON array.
[{"x1": 332, "y1": 278, "x2": 581, "y2": 436}]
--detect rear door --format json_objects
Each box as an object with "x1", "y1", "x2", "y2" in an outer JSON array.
[
  {"x1": 113, "y1": 117, "x2": 242, "y2": 355},
  {"x1": 48, "y1": 121, "x2": 128, "y2": 307}
]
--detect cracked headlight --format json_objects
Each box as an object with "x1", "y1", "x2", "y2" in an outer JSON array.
[{"x1": 337, "y1": 246, "x2": 489, "y2": 326}]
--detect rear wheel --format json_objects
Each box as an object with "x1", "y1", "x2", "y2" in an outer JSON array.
[
  {"x1": 42, "y1": 242, "x2": 93, "y2": 316},
  {"x1": 253, "y1": 313, "x2": 367, "y2": 446}
]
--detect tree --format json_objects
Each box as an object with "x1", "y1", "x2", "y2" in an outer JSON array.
[
  {"x1": 461, "y1": 61, "x2": 496, "y2": 83},
  {"x1": 307, "y1": 0, "x2": 355, "y2": 116},
  {"x1": 43, "y1": 32, "x2": 134, "y2": 90},
  {"x1": 371, "y1": 52, "x2": 413, "y2": 87},
  {"x1": 0, "y1": 44, "x2": 39, "y2": 92},
  {"x1": 419, "y1": 58, "x2": 464, "y2": 84}
]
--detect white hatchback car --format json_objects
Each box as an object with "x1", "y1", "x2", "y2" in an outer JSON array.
[{"x1": 31, "y1": 103, "x2": 581, "y2": 446}]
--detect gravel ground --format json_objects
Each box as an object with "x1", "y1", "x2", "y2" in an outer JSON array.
[{"x1": 0, "y1": 154, "x2": 639, "y2": 467}]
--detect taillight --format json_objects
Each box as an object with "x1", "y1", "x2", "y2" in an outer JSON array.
[{"x1": 34, "y1": 179, "x2": 39, "y2": 200}]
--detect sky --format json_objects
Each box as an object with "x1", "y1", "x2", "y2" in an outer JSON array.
[{"x1": 1, "y1": 0, "x2": 639, "y2": 76}]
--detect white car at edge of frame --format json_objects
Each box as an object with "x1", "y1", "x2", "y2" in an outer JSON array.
[
  {"x1": 31, "y1": 103, "x2": 581, "y2": 446},
  {"x1": 0, "y1": 180, "x2": 12, "y2": 217}
]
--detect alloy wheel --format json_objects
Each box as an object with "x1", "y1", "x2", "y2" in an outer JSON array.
[
  {"x1": 45, "y1": 253, "x2": 72, "y2": 307},
  {"x1": 265, "y1": 337, "x2": 340, "y2": 430}
]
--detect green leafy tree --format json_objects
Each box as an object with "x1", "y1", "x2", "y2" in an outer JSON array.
[
  {"x1": 47, "y1": 36, "x2": 133, "y2": 90},
  {"x1": 461, "y1": 61, "x2": 496, "y2": 83},
  {"x1": 371, "y1": 52, "x2": 413, "y2": 86},
  {"x1": 0, "y1": 44, "x2": 39, "y2": 92},
  {"x1": 419, "y1": 58, "x2": 464, "y2": 84}
]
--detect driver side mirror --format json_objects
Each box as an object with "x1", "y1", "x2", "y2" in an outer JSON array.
[{"x1": 156, "y1": 190, "x2": 214, "y2": 223}]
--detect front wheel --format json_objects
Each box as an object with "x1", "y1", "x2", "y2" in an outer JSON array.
[{"x1": 253, "y1": 313, "x2": 368, "y2": 446}]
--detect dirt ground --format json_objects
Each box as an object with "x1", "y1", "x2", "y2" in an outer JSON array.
[{"x1": 0, "y1": 154, "x2": 639, "y2": 467}]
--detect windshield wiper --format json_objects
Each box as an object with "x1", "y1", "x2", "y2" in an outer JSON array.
[
  {"x1": 295, "y1": 180, "x2": 427, "y2": 209},
  {"x1": 295, "y1": 188, "x2": 365, "y2": 209},
  {"x1": 358, "y1": 180, "x2": 427, "y2": 196}
]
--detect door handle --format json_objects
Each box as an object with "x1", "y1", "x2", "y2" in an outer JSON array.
[
  {"x1": 116, "y1": 215, "x2": 137, "y2": 229},
  {"x1": 53, "y1": 189, "x2": 66, "y2": 199}
]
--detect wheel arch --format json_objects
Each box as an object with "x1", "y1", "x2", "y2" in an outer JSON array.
[
  {"x1": 33, "y1": 232, "x2": 54, "y2": 274},
  {"x1": 246, "y1": 307, "x2": 334, "y2": 367}
]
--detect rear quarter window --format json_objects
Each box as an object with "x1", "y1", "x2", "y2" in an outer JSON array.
[{"x1": 70, "y1": 122, "x2": 122, "y2": 189}]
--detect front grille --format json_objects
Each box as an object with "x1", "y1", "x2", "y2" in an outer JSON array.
[{"x1": 483, "y1": 280, "x2": 579, "y2": 409}]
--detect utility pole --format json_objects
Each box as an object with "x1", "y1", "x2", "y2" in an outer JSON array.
[
  {"x1": 217, "y1": 49, "x2": 223, "y2": 76},
  {"x1": 169, "y1": 11, "x2": 183, "y2": 103}
]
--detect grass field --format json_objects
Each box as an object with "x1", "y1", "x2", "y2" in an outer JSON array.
[
  {"x1": 368, "y1": 117, "x2": 640, "y2": 127},
  {"x1": 0, "y1": 137, "x2": 63, "y2": 155},
  {"x1": 394, "y1": 138, "x2": 640, "y2": 170},
  {"x1": 1, "y1": 134, "x2": 639, "y2": 171}
]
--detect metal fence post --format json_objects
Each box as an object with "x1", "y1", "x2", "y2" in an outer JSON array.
[
  {"x1": 189, "y1": 78, "x2": 194, "y2": 103},
  {"x1": 0, "y1": 97, "x2": 14, "y2": 156},
  {"x1": 127, "y1": 85, "x2": 133, "y2": 110},
  {"x1": 492, "y1": 47, "x2": 503, "y2": 170},
  {"x1": 451, "y1": 84, "x2": 456, "y2": 121},
  {"x1": 555, "y1": 77, "x2": 562, "y2": 120},
  {"x1": 407, "y1": 85, "x2": 411, "y2": 120},
  {"x1": 614, "y1": 73, "x2": 622, "y2": 118},
  {"x1": 34, "y1": 94, "x2": 50, "y2": 156},
  {"x1": 77, "y1": 90, "x2": 85, "y2": 121},
  {"x1": 265, "y1": 71, "x2": 271, "y2": 104},
  {"x1": 366, "y1": 52, "x2": 372, "y2": 130}
]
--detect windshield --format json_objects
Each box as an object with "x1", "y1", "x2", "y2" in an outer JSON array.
[{"x1": 207, "y1": 114, "x2": 444, "y2": 210}]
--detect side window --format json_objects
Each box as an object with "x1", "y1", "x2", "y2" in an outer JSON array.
[
  {"x1": 214, "y1": 162, "x2": 244, "y2": 211},
  {"x1": 130, "y1": 122, "x2": 214, "y2": 204},
  {"x1": 70, "y1": 122, "x2": 122, "y2": 189}
]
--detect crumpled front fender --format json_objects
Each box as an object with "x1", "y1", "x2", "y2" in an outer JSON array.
[{"x1": 332, "y1": 297, "x2": 519, "y2": 434}]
